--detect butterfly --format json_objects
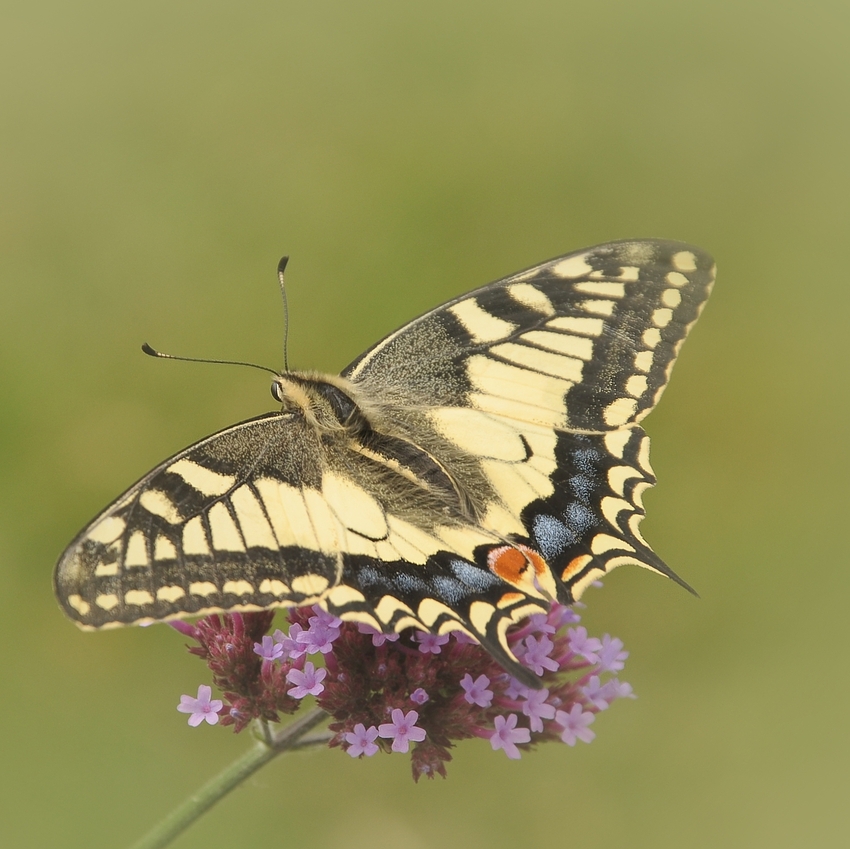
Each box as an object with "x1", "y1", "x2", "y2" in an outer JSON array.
[{"x1": 54, "y1": 239, "x2": 714, "y2": 684}]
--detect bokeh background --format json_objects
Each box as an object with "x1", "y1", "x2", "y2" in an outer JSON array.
[{"x1": 2, "y1": 2, "x2": 848, "y2": 847}]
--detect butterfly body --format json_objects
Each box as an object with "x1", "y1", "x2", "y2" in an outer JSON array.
[{"x1": 55, "y1": 239, "x2": 714, "y2": 682}]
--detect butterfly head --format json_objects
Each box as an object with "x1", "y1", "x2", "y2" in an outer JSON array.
[{"x1": 271, "y1": 372, "x2": 369, "y2": 436}]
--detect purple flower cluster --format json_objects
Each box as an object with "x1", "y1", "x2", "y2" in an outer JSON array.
[{"x1": 175, "y1": 601, "x2": 635, "y2": 779}]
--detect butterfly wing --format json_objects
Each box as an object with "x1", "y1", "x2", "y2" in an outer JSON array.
[
  {"x1": 54, "y1": 411, "x2": 346, "y2": 628},
  {"x1": 341, "y1": 238, "x2": 715, "y2": 602},
  {"x1": 344, "y1": 239, "x2": 713, "y2": 429}
]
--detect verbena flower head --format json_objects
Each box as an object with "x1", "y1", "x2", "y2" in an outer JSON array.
[{"x1": 174, "y1": 599, "x2": 636, "y2": 780}]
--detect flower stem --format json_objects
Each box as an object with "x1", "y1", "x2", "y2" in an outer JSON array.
[{"x1": 127, "y1": 708, "x2": 328, "y2": 849}]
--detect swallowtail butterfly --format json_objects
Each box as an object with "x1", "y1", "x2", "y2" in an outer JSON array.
[{"x1": 55, "y1": 239, "x2": 713, "y2": 683}]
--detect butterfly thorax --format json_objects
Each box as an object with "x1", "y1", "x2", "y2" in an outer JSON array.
[
  {"x1": 270, "y1": 372, "x2": 367, "y2": 434},
  {"x1": 273, "y1": 371, "x2": 473, "y2": 519}
]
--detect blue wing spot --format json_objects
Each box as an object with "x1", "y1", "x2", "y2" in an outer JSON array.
[
  {"x1": 431, "y1": 575, "x2": 466, "y2": 605},
  {"x1": 449, "y1": 559, "x2": 501, "y2": 592},
  {"x1": 569, "y1": 474, "x2": 596, "y2": 504},
  {"x1": 393, "y1": 573, "x2": 429, "y2": 593},
  {"x1": 533, "y1": 514, "x2": 577, "y2": 560},
  {"x1": 572, "y1": 447, "x2": 602, "y2": 474},
  {"x1": 563, "y1": 503, "x2": 598, "y2": 535},
  {"x1": 356, "y1": 565, "x2": 383, "y2": 588}
]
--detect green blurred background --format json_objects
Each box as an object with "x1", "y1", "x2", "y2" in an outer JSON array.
[{"x1": 2, "y1": 1, "x2": 848, "y2": 847}]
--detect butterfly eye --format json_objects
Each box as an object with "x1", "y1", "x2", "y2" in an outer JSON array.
[{"x1": 270, "y1": 381, "x2": 284, "y2": 402}]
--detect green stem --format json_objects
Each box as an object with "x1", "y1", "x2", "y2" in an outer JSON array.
[{"x1": 127, "y1": 708, "x2": 329, "y2": 849}]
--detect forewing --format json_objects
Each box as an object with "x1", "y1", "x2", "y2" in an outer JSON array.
[
  {"x1": 54, "y1": 412, "x2": 349, "y2": 629},
  {"x1": 343, "y1": 239, "x2": 714, "y2": 430}
]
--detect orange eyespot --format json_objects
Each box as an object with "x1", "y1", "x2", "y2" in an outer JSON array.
[{"x1": 487, "y1": 544, "x2": 548, "y2": 587}]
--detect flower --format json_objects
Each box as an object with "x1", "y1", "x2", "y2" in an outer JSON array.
[
  {"x1": 176, "y1": 593, "x2": 634, "y2": 779},
  {"x1": 286, "y1": 662, "x2": 327, "y2": 699},
  {"x1": 344, "y1": 723, "x2": 380, "y2": 757},
  {"x1": 581, "y1": 675, "x2": 611, "y2": 710},
  {"x1": 460, "y1": 673, "x2": 494, "y2": 708},
  {"x1": 605, "y1": 679, "x2": 636, "y2": 701},
  {"x1": 413, "y1": 631, "x2": 450, "y2": 654},
  {"x1": 489, "y1": 714, "x2": 531, "y2": 759},
  {"x1": 526, "y1": 612, "x2": 556, "y2": 634},
  {"x1": 521, "y1": 687, "x2": 556, "y2": 732},
  {"x1": 378, "y1": 709, "x2": 427, "y2": 753},
  {"x1": 555, "y1": 704, "x2": 596, "y2": 746},
  {"x1": 254, "y1": 635, "x2": 284, "y2": 662},
  {"x1": 356, "y1": 623, "x2": 400, "y2": 646},
  {"x1": 549, "y1": 606, "x2": 581, "y2": 628},
  {"x1": 521, "y1": 634, "x2": 560, "y2": 675},
  {"x1": 410, "y1": 688, "x2": 430, "y2": 705},
  {"x1": 274, "y1": 623, "x2": 308, "y2": 660},
  {"x1": 503, "y1": 676, "x2": 527, "y2": 700},
  {"x1": 296, "y1": 606, "x2": 342, "y2": 655},
  {"x1": 567, "y1": 626, "x2": 602, "y2": 663},
  {"x1": 597, "y1": 635, "x2": 629, "y2": 673},
  {"x1": 297, "y1": 620, "x2": 340, "y2": 655},
  {"x1": 177, "y1": 685, "x2": 223, "y2": 727}
]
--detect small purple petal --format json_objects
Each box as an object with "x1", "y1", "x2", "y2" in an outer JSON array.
[
  {"x1": 378, "y1": 708, "x2": 427, "y2": 753},
  {"x1": 309, "y1": 604, "x2": 342, "y2": 629},
  {"x1": 414, "y1": 631, "x2": 450, "y2": 654},
  {"x1": 582, "y1": 675, "x2": 611, "y2": 710},
  {"x1": 503, "y1": 676, "x2": 527, "y2": 700},
  {"x1": 548, "y1": 604, "x2": 581, "y2": 628},
  {"x1": 510, "y1": 638, "x2": 527, "y2": 659},
  {"x1": 489, "y1": 714, "x2": 531, "y2": 759},
  {"x1": 555, "y1": 704, "x2": 596, "y2": 746},
  {"x1": 254, "y1": 635, "x2": 284, "y2": 662},
  {"x1": 521, "y1": 634, "x2": 560, "y2": 675},
  {"x1": 521, "y1": 687, "x2": 556, "y2": 732},
  {"x1": 344, "y1": 723, "x2": 380, "y2": 757},
  {"x1": 526, "y1": 612, "x2": 556, "y2": 634},
  {"x1": 285, "y1": 661, "x2": 327, "y2": 699},
  {"x1": 177, "y1": 684, "x2": 223, "y2": 727},
  {"x1": 410, "y1": 688, "x2": 430, "y2": 705},
  {"x1": 297, "y1": 619, "x2": 341, "y2": 655},
  {"x1": 356, "y1": 623, "x2": 400, "y2": 646},
  {"x1": 567, "y1": 626, "x2": 602, "y2": 662},
  {"x1": 597, "y1": 634, "x2": 628, "y2": 673},
  {"x1": 460, "y1": 673, "x2": 494, "y2": 708},
  {"x1": 603, "y1": 678, "x2": 636, "y2": 702},
  {"x1": 275, "y1": 623, "x2": 308, "y2": 659}
]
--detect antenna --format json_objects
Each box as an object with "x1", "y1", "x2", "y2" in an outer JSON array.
[
  {"x1": 278, "y1": 256, "x2": 290, "y2": 373},
  {"x1": 142, "y1": 257, "x2": 293, "y2": 379},
  {"x1": 141, "y1": 343, "x2": 280, "y2": 377}
]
